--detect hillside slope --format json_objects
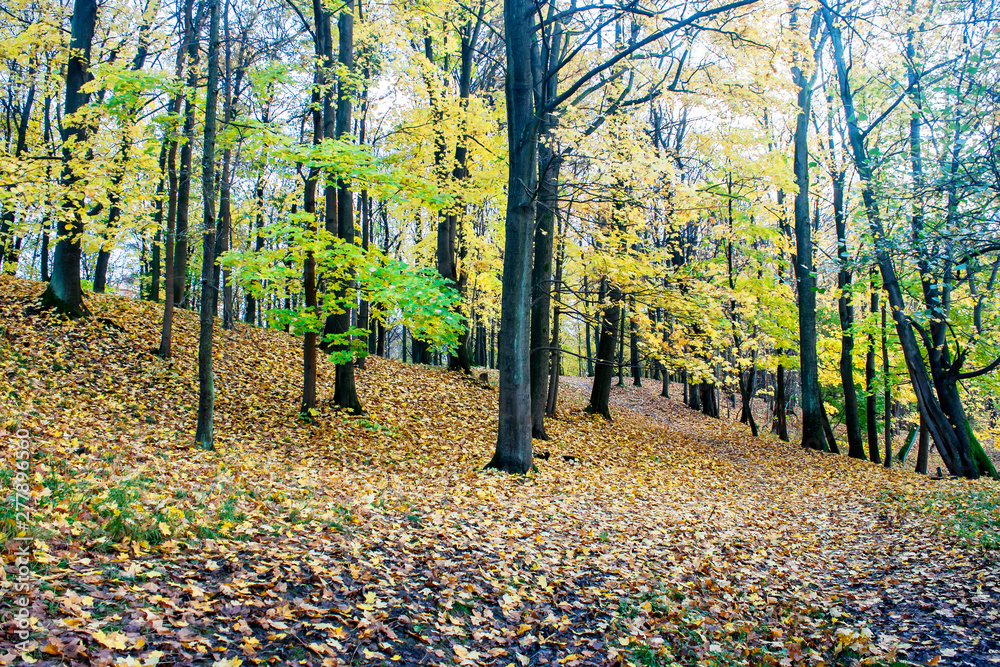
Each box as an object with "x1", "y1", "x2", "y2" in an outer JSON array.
[{"x1": 0, "y1": 276, "x2": 997, "y2": 667}]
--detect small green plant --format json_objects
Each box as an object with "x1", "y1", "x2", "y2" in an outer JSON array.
[
  {"x1": 219, "y1": 496, "x2": 246, "y2": 523},
  {"x1": 631, "y1": 643, "x2": 665, "y2": 666}
]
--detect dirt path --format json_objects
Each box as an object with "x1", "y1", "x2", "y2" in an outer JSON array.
[{"x1": 557, "y1": 375, "x2": 1000, "y2": 666}]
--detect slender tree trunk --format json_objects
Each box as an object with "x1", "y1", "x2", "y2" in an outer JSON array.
[
  {"x1": 882, "y1": 303, "x2": 891, "y2": 468},
  {"x1": 739, "y1": 363, "x2": 759, "y2": 437},
  {"x1": 773, "y1": 363, "x2": 788, "y2": 440},
  {"x1": 866, "y1": 270, "x2": 881, "y2": 463},
  {"x1": 630, "y1": 302, "x2": 641, "y2": 387},
  {"x1": 359, "y1": 191, "x2": 371, "y2": 362},
  {"x1": 529, "y1": 141, "x2": 561, "y2": 438},
  {"x1": 301, "y1": 0, "x2": 326, "y2": 416},
  {"x1": 194, "y1": 0, "x2": 221, "y2": 451},
  {"x1": 616, "y1": 306, "x2": 626, "y2": 388},
  {"x1": 42, "y1": 0, "x2": 98, "y2": 316},
  {"x1": 213, "y1": 6, "x2": 238, "y2": 331},
  {"x1": 158, "y1": 0, "x2": 193, "y2": 357},
  {"x1": 173, "y1": 2, "x2": 203, "y2": 308},
  {"x1": 915, "y1": 413, "x2": 929, "y2": 475},
  {"x1": 546, "y1": 219, "x2": 565, "y2": 416},
  {"x1": 828, "y1": 110, "x2": 865, "y2": 459},
  {"x1": 587, "y1": 279, "x2": 620, "y2": 420},
  {"x1": 528, "y1": 15, "x2": 563, "y2": 438},
  {"x1": 791, "y1": 16, "x2": 824, "y2": 451},
  {"x1": 584, "y1": 275, "x2": 594, "y2": 377}
]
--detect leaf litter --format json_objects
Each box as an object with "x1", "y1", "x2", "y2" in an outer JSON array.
[{"x1": 0, "y1": 275, "x2": 998, "y2": 667}]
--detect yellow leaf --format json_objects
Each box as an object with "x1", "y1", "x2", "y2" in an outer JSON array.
[
  {"x1": 143, "y1": 651, "x2": 165, "y2": 666},
  {"x1": 211, "y1": 659, "x2": 243, "y2": 667},
  {"x1": 93, "y1": 630, "x2": 127, "y2": 650}
]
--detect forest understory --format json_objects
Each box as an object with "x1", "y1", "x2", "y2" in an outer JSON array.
[{"x1": 1, "y1": 276, "x2": 999, "y2": 667}]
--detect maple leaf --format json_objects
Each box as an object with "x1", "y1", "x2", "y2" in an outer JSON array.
[{"x1": 91, "y1": 630, "x2": 127, "y2": 651}]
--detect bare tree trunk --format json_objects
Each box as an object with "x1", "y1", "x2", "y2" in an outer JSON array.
[
  {"x1": 486, "y1": 0, "x2": 538, "y2": 473},
  {"x1": 791, "y1": 8, "x2": 825, "y2": 451},
  {"x1": 194, "y1": 0, "x2": 221, "y2": 450},
  {"x1": 866, "y1": 270, "x2": 881, "y2": 463},
  {"x1": 172, "y1": 1, "x2": 204, "y2": 309},
  {"x1": 630, "y1": 301, "x2": 641, "y2": 387},
  {"x1": 546, "y1": 217, "x2": 565, "y2": 416},
  {"x1": 587, "y1": 279, "x2": 620, "y2": 420},
  {"x1": 882, "y1": 303, "x2": 891, "y2": 468}
]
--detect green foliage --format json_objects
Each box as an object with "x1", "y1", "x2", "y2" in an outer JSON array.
[{"x1": 226, "y1": 227, "x2": 463, "y2": 360}]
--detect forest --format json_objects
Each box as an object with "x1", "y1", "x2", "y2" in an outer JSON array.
[{"x1": 1, "y1": 0, "x2": 1000, "y2": 664}]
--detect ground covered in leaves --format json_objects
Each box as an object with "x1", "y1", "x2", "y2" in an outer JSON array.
[{"x1": 1, "y1": 275, "x2": 998, "y2": 667}]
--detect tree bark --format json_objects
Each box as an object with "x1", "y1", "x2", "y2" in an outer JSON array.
[
  {"x1": 630, "y1": 302, "x2": 642, "y2": 387},
  {"x1": 791, "y1": 11, "x2": 825, "y2": 451},
  {"x1": 42, "y1": 0, "x2": 98, "y2": 317},
  {"x1": 172, "y1": 1, "x2": 203, "y2": 308},
  {"x1": 331, "y1": 0, "x2": 363, "y2": 414},
  {"x1": 158, "y1": 0, "x2": 196, "y2": 357},
  {"x1": 587, "y1": 279, "x2": 620, "y2": 420},
  {"x1": 772, "y1": 362, "x2": 788, "y2": 440},
  {"x1": 486, "y1": 0, "x2": 538, "y2": 473},
  {"x1": 829, "y1": 104, "x2": 865, "y2": 459},
  {"x1": 915, "y1": 413, "x2": 929, "y2": 475},
  {"x1": 866, "y1": 270, "x2": 881, "y2": 462},
  {"x1": 545, "y1": 215, "x2": 565, "y2": 416},
  {"x1": 194, "y1": 0, "x2": 221, "y2": 450}
]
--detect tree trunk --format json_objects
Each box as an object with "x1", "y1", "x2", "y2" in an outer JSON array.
[
  {"x1": 630, "y1": 302, "x2": 641, "y2": 387},
  {"x1": 791, "y1": 18, "x2": 824, "y2": 451},
  {"x1": 332, "y1": 1, "x2": 363, "y2": 414},
  {"x1": 616, "y1": 306, "x2": 626, "y2": 388},
  {"x1": 486, "y1": 0, "x2": 538, "y2": 474},
  {"x1": 739, "y1": 363, "x2": 759, "y2": 437},
  {"x1": 301, "y1": 0, "x2": 326, "y2": 416},
  {"x1": 866, "y1": 271, "x2": 881, "y2": 463},
  {"x1": 773, "y1": 363, "x2": 788, "y2": 440},
  {"x1": 584, "y1": 275, "x2": 594, "y2": 377},
  {"x1": 159, "y1": 0, "x2": 196, "y2": 357},
  {"x1": 915, "y1": 413, "x2": 929, "y2": 475},
  {"x1": 172, "y1": 2, "x2": 203, "y2": 309},
  {"x1": 882, "y1": 303, "x2": 891, "y2": 468},
  {"x1": 213, "y1": 8, "x2": 238, "y2": 331},
  {"x1": 546, "y1": 216, "x2": 565, "y2": 416},
  {"x1": 528, "y1": 16, "x2": 563, "y2": 438},
  {"x1": 587, "y1": 279, "x2": 620, "y2": 420},
  {"x1": 42, "y1": 0, "x2": 98, "y2": 317},
  {"x1": 529, "y1": 140, "x2": 561, "y2": 438},
  {"x1": 194, "y1": 0, "x2": 221, "y2": 451},
  {"x1": 829, "y1": 115, "x2": 865, "y2": 459},
  {"x1": 359, "y1": 192, "x2": 371, "y2": 363}
]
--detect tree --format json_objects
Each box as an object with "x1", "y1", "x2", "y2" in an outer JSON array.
[
  {"x1": 331, "y1": 0, "x2": 363, "y2": 415},
  {"x1": 485, "y1": 0, "x2": 537, "y2": 473},
  {"x1": 790, "y1": 6, "x2": 825, "y2": 452},
  {"x1": 824, "y1": 3, "x2": 984, "y2": 478},
  {"x1": 195, "y1": 0, "x2": 222, "y2": 450},
  {"x1": 41, "y1": 0, "x2": 98, "y2": 317}
]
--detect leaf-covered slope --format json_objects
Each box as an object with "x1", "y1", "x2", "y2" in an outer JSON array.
[{"x1": 1, "y1": 275, "x2": 997, "y2": 667}]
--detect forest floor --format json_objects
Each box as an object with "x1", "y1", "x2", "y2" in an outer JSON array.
[{"x1": 0, "y1": 274, "x2": 998, "y2": 667}]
